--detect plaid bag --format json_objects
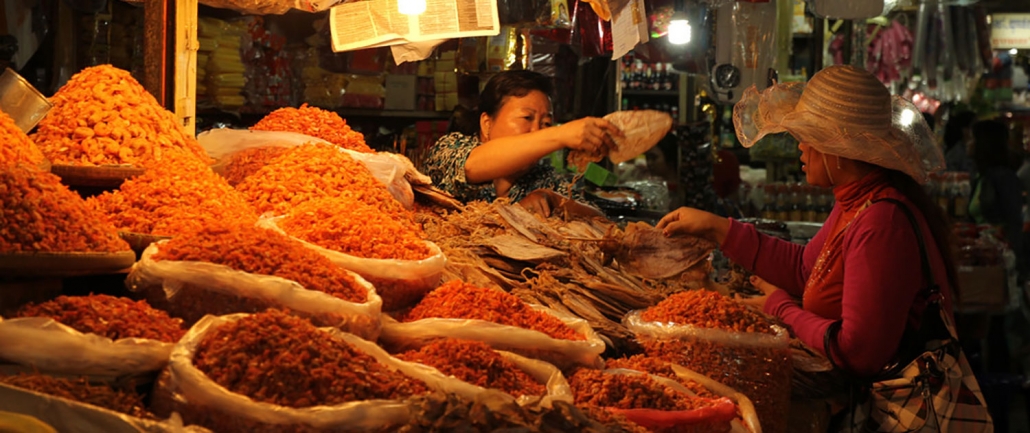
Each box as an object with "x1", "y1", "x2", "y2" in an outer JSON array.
[{"x1": 826, "y1": 198, "x2": 993, "y2": 433}]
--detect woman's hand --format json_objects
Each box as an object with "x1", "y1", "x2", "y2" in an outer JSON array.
[
  {"x1": 734, "y1": 275, "x2": 781, "y2": 311},
  {"x1": 555, "y1": 117, "x2": 622, "y2": 152},
  {"x1": 656, "y1": 207, "x2": 731, "y2": 245},
  {"x1": 518, "y1": 189, "x2": 557, "y2": 216},
  {"x1": 518, "y1": 189, "x2": 605, "y2": 219}
]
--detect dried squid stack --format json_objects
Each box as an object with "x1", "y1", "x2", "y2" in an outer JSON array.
[
  {"x1": 87, "y1": 150, "x2": 257, "y2": 237},
  {"x1": 31, "y1": 65, "x2": 209, "y2": 167},
  {"x1": 251, "y1": 103, "x2": 372, "y2": 153}
]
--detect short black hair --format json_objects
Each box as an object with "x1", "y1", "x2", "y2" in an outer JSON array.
[
  {"x1": 451, "y1": 70, "x2": 553, "y2": 136},
  {"x1": 943, "y1": 110, "x2": 976, "y2": 150},
  {"x1": 971, "y1": 119, "x2": 1009, "y2": 170}
]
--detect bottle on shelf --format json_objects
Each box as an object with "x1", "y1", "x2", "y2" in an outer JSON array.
[{"x1": 663, "y1": 63, "x2": 676, "y2": 91}]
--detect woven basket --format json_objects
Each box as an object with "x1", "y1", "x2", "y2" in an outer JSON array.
[{"x1": 50, "y1": 164, "x2": 145, "y2": 187}]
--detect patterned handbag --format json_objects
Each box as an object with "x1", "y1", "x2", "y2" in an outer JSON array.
[{"x1": 825, "y1": 198, "x2": 993, "y2": 432}]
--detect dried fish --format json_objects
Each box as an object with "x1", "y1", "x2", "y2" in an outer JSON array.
[{"x1": 481, "y1": 235, "x2": 567, "y2": 263}]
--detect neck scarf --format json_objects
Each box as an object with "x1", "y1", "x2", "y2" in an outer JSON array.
[{"x1": 802, "y1": 170, "x2": 894, "y2": 319}]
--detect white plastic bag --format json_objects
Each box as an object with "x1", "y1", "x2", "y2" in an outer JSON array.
[
  {"x1": 500, "y1": 351, "x2": 573, "y2": 406},
  {"x1": 155, "y1": 313, "x2": 507, "y2": 432},
  {"x1": 127, "y1": 240, "x2": 383, "y2": 340},
  {"x1": 257, "y1": 215, "x2": 446, "y2": 311},
  {"x1": 380, "y1": 305, "x2": 606, "y2": 370},
  {"x1": 197, "y1": 128, "x2": 414, "y2": 209},
  {"x1": 0, "y1": 317, "x2": 173, "y2": 377}
]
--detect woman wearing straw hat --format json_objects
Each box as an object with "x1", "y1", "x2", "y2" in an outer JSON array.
[{"x1": 659, "y1": 66, "x2": 956, "y2": 378}]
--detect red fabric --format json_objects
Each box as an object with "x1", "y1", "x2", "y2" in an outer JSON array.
[
  {"x1": 607, "y1": 398, "x2": 738, "y2": 429},
  {"x1": 720, "y1": 171, "x2": 955, "y2": 376},
  {"x1": 801, "y1": 172, "x2": 894, "y2": 319}
]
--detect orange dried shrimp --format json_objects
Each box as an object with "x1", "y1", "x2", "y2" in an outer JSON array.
[
  {"x1": 153, "y1": 221, "x2": 368, "y2": 303},
  {"x1": 280, "y1": 196, "x2": 430, "y2": 261},
  {"x1": 0, "y1": 165, "x2": 129, "y2": 253},
  {"x1": 251, "y1": 104, "x2": 372, "y2": 153},
  {"x1": 220, "y1": 146, "x2": 288, "y2": 187},
  {"x1": 0, "y1": 109, "x2": 46, "y2": 167},
  {"x1": 234, "y1": 142, "x2": 409, "y2": 218},
  {"x1": 31, "y1": 65, "x2": 210, "y2": 167},
  {"x1": 87, "y1": 149, "x2": 257, "y2": 236}
]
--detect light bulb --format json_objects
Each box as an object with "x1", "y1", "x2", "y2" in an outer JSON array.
[
  {"x1": 899, "y1": 108, "x2": 915, "y2": 127},
  {"x1": 1010, "y1": 48, "x2": 1019, "y2": 56},
  {"x1": 668, "y1": 12, "x2": 691, "y2": 45},
  {"x1": 398, "y1": 0, "x2": 426, "y2": 15}
]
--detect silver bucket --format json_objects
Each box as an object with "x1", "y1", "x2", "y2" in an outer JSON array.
[{"x1": 0, "y1": 68, "x2": 53, "y2": 133}]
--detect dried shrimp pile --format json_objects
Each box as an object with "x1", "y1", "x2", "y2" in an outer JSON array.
[
  {"x1": 153, "y1": 221, "x2": 367, "y2": 303},
  {"x1": 220, "y1": 146, "x2": 287, "y2": 186},
  {"x1": 281, "y1": 196, "x2": 430, "y2": 261},
  {"x1": 397, "y1": 338, "x2": 545, "y2": 397},
  {"x1": 194, "y1": 310, "x2": 426, "y2": 408},
  {"x1": 15, "y1": 294, "x2": 185, "y2": 342},
  {"x1": 641, "y1": 290, "x2": 775, "y2": 334},
  {"x1": 31, "y1": 65, "x2": 209, "y2": 167},
  {"x1": 0, "y1": 165, "x2": 128, "y2": 253},
  {"x1": 605, "y1": 355, "x2": 715, "y2": 398},
  {"x1": 251, "y1": 104, "x2": 372, "y2": 153},
  {"x1": 0, "y1": 373, "x2": 150, "y2": 418},
  {"x1": 88, "y1": 151, "x2": 257, "y2": 236},
  {"x1": 402, "y1": 280, "x2": 583, "y2": 341},
  {"x1": 234, "y1": 143, "x2": 408, "y2": 218},
  {"x1": 0, "y1": 109, "x2": 46, "y2": 167},
  {"x1": 568, "y1": 368, "x2": 712, "y2": 411}
]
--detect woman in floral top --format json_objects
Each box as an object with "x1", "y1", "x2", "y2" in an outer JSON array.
[{"x1": 422, "y1": 70, "x2": 620, "y2": 217}]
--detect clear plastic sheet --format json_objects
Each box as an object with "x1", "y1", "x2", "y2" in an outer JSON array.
[
  {"x1": 625, "y1": 310, "x2": 791, "y2": 433},
  {"x1": 380, "y1": 305, "x2": 606, "y2": 370},
  {"x1": 127, "y1": 241, "x2": 383, "y2": 340},
  {"x1": 153, "y1": 314, "x2": 504, "y2": 432},
  {"x1": 0, "y1": 317, "x2": 173, "y2": 377}
]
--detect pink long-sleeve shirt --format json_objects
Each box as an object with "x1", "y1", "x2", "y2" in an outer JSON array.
[{"x1": 721, "y1": 188, "x2": 955, "y2": 377}]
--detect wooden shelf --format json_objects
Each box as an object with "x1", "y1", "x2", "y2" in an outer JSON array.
[{"x1": 621, "y1": 89, "x2": 679, "y2": 96}]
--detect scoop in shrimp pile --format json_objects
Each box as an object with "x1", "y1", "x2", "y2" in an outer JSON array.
[
  {"x1": 567, "y1": 110, "x2": 674, "y2": 172},
  {"x1": 598, "y1": 222, "x2": 715, "y2": 280}
]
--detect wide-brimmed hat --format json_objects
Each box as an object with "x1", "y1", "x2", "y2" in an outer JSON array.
[{"x1": 732, "y1": 65, "x2": 943, "y2": 184}]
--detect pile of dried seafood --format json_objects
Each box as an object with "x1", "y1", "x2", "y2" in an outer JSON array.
[{"x1": 416, "y1": 200, "x2": 714, "y2": 355}]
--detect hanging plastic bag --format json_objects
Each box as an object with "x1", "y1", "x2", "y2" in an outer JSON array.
[
  {"x1": 380, "y1": 305, "x2": 606, "y2": 370},
  {"x1": 127, "y1": 240, "x2": 383, "y2": 340},
  {"x1": 197, "y1": 128, "x2": 414, "y2": 209},
  {"x1": 0, "y1": 317, "x2": 172, "y2": 377},
  {"x1": 625, "y1": 310, "x2": 791, "y2": 433},
  {"x1": 151, "y1": 313, "x2": 506, "y2": 433},
  {"x1": 257, "y1": 215, "x2": 445, "y2": 311}
]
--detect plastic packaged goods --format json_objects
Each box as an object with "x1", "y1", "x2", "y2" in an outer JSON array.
[{"x1": 625, "y1": 290, "x2": 791, "y2": 433}]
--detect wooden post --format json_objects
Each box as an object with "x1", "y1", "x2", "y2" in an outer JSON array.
[
  {"x1": 175, "y1": 0, "x2": 198, "y2": 136},
  {"x1": 143, "y1": 0, "x2": 170, "y2": 106}
]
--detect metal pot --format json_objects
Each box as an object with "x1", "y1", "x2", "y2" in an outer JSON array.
[{"x1": 0, "y1": 68, "x2": 52, "y2": 133}]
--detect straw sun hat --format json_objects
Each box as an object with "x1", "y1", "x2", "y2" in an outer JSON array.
[{"x1": 732, "y1": 65, "x2": 944, "y2": 184}]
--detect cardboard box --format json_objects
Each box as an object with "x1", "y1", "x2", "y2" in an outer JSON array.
[
  {"x1": 956, "y1": 265, "x2": 1007, "y2": 312},
  {"x1": 384, "y1": 75, "x2": 417, "y2": 111}
]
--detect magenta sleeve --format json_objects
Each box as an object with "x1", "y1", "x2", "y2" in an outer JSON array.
[{"x1": 721, "y1": 219, "x2": 812, "y2": 297}]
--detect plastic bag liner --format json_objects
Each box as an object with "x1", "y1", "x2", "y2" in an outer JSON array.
[
  {"x1": 197, "y1": 128, "x2": 414, "y2": 209},
  {"x1": 257, "y1": 216, "x2": 446, "y2": 311},
  {"x1": 0, "y1": 317, "x2": 173, "y2": 377},
  {"x1": 156, "y1": 313, "x2": 507, "y2": 432},
  {"x1": 591, "y1": 368, "x2": 740, "y2": 432},
  {"x1": 624, "y1": 310, "x2": 790, "y2": 433},
  {"x1": 0, "y1": 382, "x2": 211, "y2": 433},
  {"x1": 127, "y1": 240, "x2": 383, "y2": 341},
  {"x1": 666, "y1": 363, "x2": 762, "y2": 433},
  {"x1": 380, "y1": 305, "x2": 606, "y2": 370}
]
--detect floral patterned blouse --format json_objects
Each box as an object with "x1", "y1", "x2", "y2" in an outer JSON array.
[{"x1": 422, "y1": 132, "x2": 576, "y2": 203}]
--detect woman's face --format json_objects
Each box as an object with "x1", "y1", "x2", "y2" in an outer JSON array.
[
  {"x1": 480, "y1": 90, "x2": 553, "y2": 142},
  {"x1": 799, "y1": 142, "x2": 833, "y2": 187}
]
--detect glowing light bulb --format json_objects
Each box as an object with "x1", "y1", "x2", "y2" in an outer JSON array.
[
  {"x1": 899, "y1": 108, "x2": 915, "y2": 127},
  {"x1": 1010, "y1": 48, "x2": 1019, "y2": 56},
  {"x1": 668, "y1": 12, "x2": 691, "y2": 45},
  {"x1": 398, "y1": 0, "x2": 426, "y2": 15}
]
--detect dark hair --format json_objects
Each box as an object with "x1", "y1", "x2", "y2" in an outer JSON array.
[
  {"x1": 884, "y1": 169, "x2": 959, "y2": 301},
  {"x1": 971, "y1": 120, "x2": 1010, "y2": 170},
  {"x1": 943, "y1": 110, "x2": 975, "y2": 151},
  {"x1": 921, "y1": 112, "x2": 936, "y2": 132},
  {"x1": 452, "y1": 70, "x2": 553, "y2": 136}
]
